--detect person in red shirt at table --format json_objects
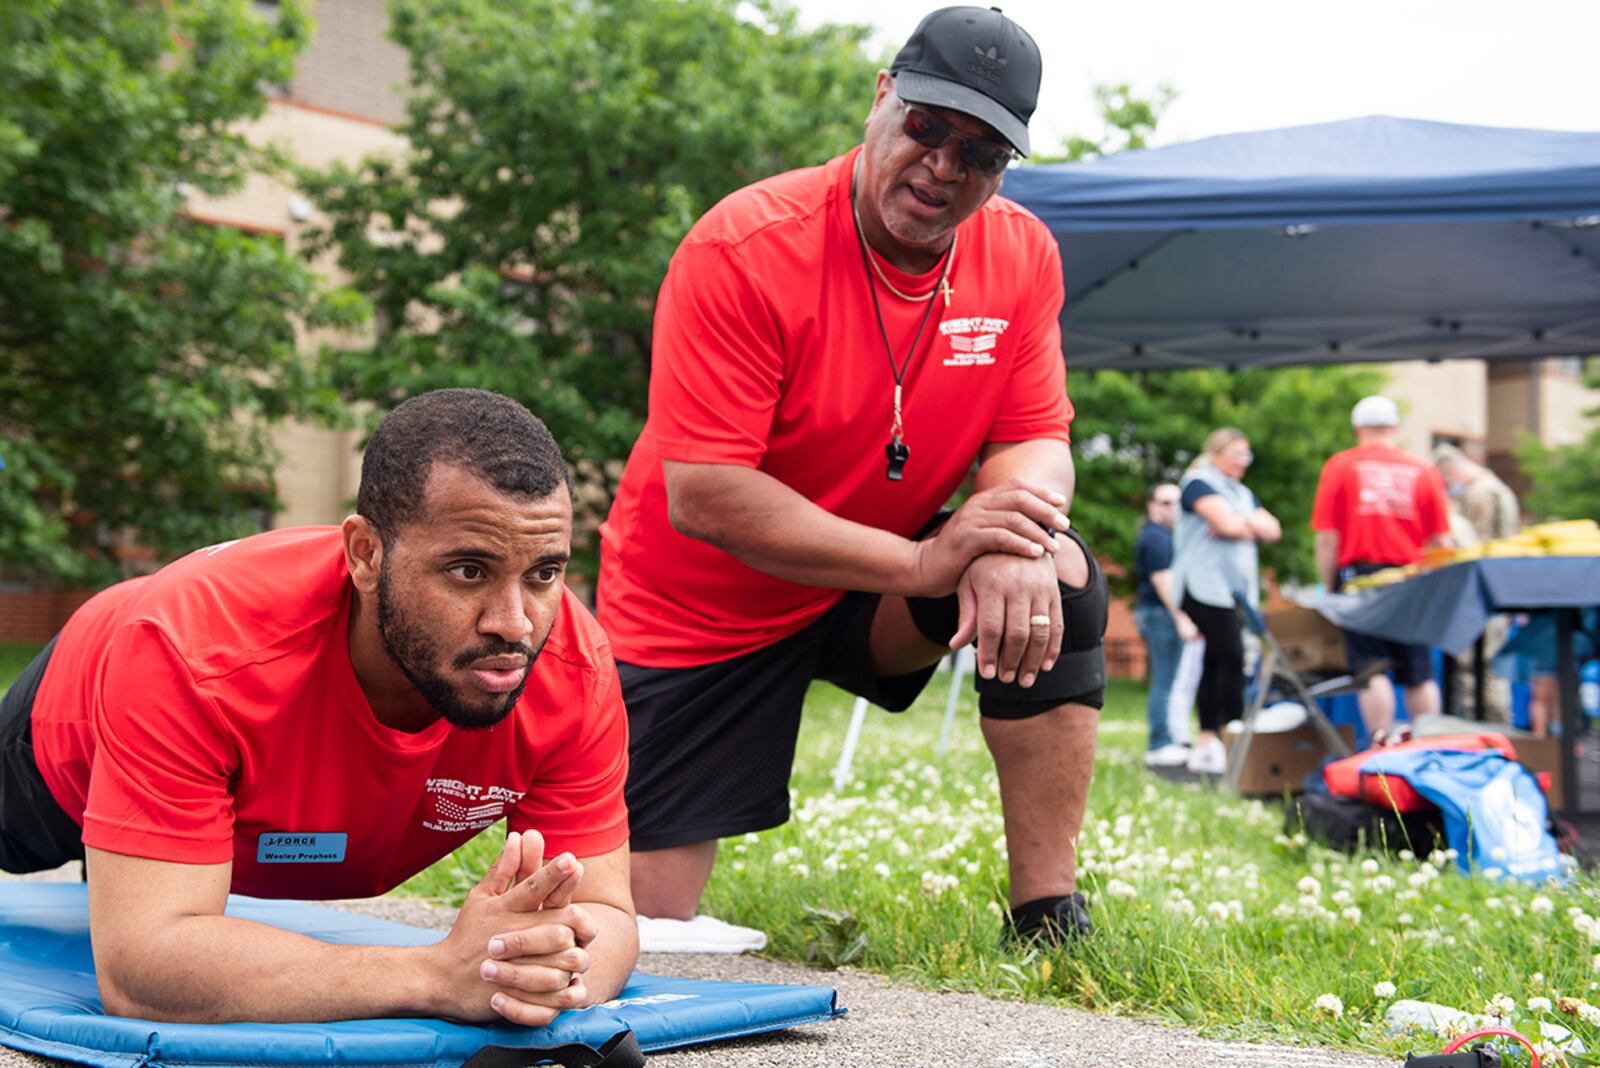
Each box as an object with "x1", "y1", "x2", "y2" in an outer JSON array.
[
  {"x1": 0, "y1": 389, "x2": 637, "y2": 1025},
  {"x1": 1312, "y1": 395, "x2": 1453, "y2": 734},
  {"x1": 598, "y1": 7, "x2": 1109, "y2": 948}
]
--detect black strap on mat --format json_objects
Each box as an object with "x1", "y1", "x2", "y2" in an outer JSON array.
[
  {"x1": 1403, "y1": 1046, "x2": 1502, "y2": 1068},
  {"x1": 461, "y1": 1030, "x2": 644, "y2": 1068}
]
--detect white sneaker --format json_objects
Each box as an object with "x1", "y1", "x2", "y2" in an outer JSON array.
[
  {"x1": 636, "y1": 914, "x2": 768, "y2": 954},
  {"x1": 1185, "y1": 737, "x2": 1228, "y2": 775},
  {"x1": 1143, "y1": 743, "x2": 1190, "y2": 768}
]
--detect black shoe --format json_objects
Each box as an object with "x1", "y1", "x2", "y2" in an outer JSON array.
[{"x1": 1003, "y1": 892, "x2": 1093, "y2": 947}]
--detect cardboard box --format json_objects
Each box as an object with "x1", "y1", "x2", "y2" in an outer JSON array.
[
  {"x1": 1264, "y1": 603, "x2": 1348, "y2": 674},
  {"x1": 1225, "y1": 723, "x2": 1358, "y2": 796},
  {"x1": 1508, "y1": 734, "x2": 1565, "y2": 811}
]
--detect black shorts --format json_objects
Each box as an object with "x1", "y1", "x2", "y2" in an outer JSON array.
[
  {"x1": 0, "y1": 638, "x2": 85, "y2": 873},
  {"x1": 621, "y1": 529, "x2": 1107, "y2": 851},
  {"x1": 1336, "y1": 564, "x2": 1435, "y2": 687}
]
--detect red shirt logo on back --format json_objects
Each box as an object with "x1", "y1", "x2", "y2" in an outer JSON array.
[{"x1": 1353, "y1": 460, "x2": 1420, "y2": 521}]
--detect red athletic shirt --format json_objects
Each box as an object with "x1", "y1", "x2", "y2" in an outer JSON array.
[
  {"x1": 30, "y1": 527, "x2": 629, "y2": 899},
  {"x1": 598, "y1": 147, "x2": 1075, "y2": 667},
  {"x1": 1310, "y1": 444, "x2": 1451, "y2": 567}
]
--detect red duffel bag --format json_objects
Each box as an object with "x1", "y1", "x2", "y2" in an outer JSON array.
[{"x1": 1322, "y1": 733, "x2": 1520, "y2": 813}]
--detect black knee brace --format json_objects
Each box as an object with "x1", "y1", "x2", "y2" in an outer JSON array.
[{"x1": 975, "y1": 527, "x2": 1108, "y2": 718}]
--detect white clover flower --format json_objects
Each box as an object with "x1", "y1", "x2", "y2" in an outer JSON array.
[
  {"x1": 987, "y1": 900, "x2": 1004, "y2": 917},
  {"x1": 1342, "y1": 906, "x2": 1363, "y2": 925},
  {"x1": 1207, "y1": 901, "x2": 1231, "y2": 922},
  {"x1": 1592, "y1": 953, "x2": 1600, "y2": 972},
  {"x1": 1398, "y1": 849, "x2": 1416, "y2": 862},
  {"x1": 1485, "y1": 897, "x2": 1505, "y2": 910},
  {"x1": 1298, "y1": 876, "x2": 1322, "y2": 897},
  {"x1": 1579, "y1": 1003, "x2": 1600, "y2": 1026},
  {"x1": 1373, "y1": 981, "x2": 1397, "y2": 999},
  {"x1": 743, "y1": 833, "x2": 761, "y2": 845},
  {"x1": 1105, "y1": 879, "x2": 1138, "y2": 900},
  {"x1": 1531, "y1": 896, "x2": 1555, "y2": 916},
  {"x1": 1429, "y1": 849, "x2": 1450, "y2": 868},
  {"x1": 1485, "y1": 994, "x2": 1515, "y2": 1019},
  {"x1": 790, "y1": 863, "x2": 809, "y2": 878},
  {"x1": 1397, "y1": 912, "x2": 1414, "y2": 925},
  {"x1": 1332, "y1": 890, "x2": 1354, "y2": 907},
  {"x1": 731, "y1": 860, "x2": 745, "y2": 873},
  {"x1": 1314, "y1": 993, "x2": 1344, "y2": 1018},
  {"x1": 1165, "y1": 897, "x2": 1196, "y2": 918},
  {"x1": 1360, "y1": 858, "x2": 1381, "y2": 875},
  {"x1": 1483, "y1": 867, "x2": 1505, "y2": 881},
  {"x1": 1490, "y1": 846, "x2": 1509, "y2": 863},
  {"x1": 1529, "y1": 996, "x2": 1553, "y2": 1013},
  {"x1": 1272, "y1": 903, "x2": 1296, "y2": 919}
]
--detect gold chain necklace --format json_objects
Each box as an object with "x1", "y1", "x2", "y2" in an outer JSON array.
[{"x1": 851, "y1": 178, "x2": 957, "y2": 306}]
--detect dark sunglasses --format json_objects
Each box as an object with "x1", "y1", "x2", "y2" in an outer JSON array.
[{"x1": 901, "y1": 104, "x2": 1016, "y2": 177}]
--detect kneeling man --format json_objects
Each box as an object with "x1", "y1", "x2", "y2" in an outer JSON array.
[
  {"x1": 0, "y1": 389, "x2": 636, "y2": 1024},
  {"x1": 598, "y1": 7, "x2": 1107, "y2": 945}
]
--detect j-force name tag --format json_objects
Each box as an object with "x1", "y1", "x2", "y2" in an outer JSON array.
[{"x1": 257, "y1": 832, "x2": 347, "y2": 864}]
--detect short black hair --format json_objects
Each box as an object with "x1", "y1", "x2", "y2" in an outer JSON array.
[{"x1": 358, "y1": 389, "x2": 569, "y2": 539}]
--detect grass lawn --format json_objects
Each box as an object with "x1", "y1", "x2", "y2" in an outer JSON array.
[
  {"x1": 407, "y1": 673, "x2": 1600, "y2": 1062},
  {"x1": 0, "y1": 644, "x2": 41, "y2": 692}
]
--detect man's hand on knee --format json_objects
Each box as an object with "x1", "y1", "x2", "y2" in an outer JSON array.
[
  {"x1": 912, "y1": 479, "x2": 1070, "y2": 597},
  {"x1": 951, "y1": 552, "x2": 1063, "y2": 687}
]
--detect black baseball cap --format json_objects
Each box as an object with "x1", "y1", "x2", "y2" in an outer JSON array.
[{"x1": 889, "y1": 6, "x2": 1042, "y2": 156}]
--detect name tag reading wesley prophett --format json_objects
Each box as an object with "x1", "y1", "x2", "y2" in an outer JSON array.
[{"x1": 257, "y1": 832, "x2": 347, "y2": 864}]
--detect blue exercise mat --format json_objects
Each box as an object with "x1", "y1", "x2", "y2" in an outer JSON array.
[{"x1": 0, "y1": 884, "x2": 843, "y2": 1068}]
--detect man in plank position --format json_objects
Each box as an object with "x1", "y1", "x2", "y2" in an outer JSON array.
[
  {"x1": 599, "y1": 6, "x2": 1107, "y2": 946},
  {"x1": 0, "y1": 389, "x2": 636, "y2": 1024}
]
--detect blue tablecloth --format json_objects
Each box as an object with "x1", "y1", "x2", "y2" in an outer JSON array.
[{"x1": 1317, "y1": 556, "x2": 1600, "y2": 656}]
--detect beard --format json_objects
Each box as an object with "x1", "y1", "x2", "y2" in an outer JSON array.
[{"x1": 375, "y1": 560, "x2": 544, "y2": 731}]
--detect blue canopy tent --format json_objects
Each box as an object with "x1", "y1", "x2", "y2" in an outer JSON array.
[{"x1": 1003, "y1": 116, "x2": 1600, "y2": 371}]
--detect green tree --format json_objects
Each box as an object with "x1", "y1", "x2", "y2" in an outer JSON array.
[
  {"x1": 0, "y1": 0, "x2": 359, "y2": 584},
  {"x1": 1067, "y1": 366, "x2": 1385, "y2": 586},
  {"x1": 1518, "y1": 362, "x2": 1600, "y2": 521},
  {"x1": 1042, "y1": 82, "x2": 1176, "y2": 163},
  {"x1": 1035, "y1": 83, "x2": 1386, "y2": 585},
  {"x1": 301, "y1": 0, "x2": 877, "y2": 545}
]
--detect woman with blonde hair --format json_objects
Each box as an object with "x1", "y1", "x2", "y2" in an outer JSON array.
[{"x1": 1171, "y1": 428, "x2": 1282, "y2": 774}]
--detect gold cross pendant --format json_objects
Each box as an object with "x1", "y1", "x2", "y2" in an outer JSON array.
[{"x1": 939, "y1": 278, "x2": 954, "y2": 306}]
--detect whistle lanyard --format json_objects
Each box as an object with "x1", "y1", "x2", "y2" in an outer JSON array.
[{"x1": 849, "y1": 165, "x2": 956, "y2": 481}]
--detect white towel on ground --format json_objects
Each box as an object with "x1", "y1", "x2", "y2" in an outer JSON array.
[{"x1": 636, "y1": 914, "x2": 768, "y2": 954}]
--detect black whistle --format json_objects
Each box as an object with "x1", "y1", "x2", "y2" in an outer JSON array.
[{"x1": 884, "y1": 438, "x2": 909, "y2": 481}]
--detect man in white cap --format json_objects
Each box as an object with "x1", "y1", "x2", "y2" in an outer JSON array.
[
  {"x1": 1311, "y1": 396, "x2": 1453, "y2": 733},
  {"x1": 599, "y1": 6, "x2": 1107, "y2": 949}
]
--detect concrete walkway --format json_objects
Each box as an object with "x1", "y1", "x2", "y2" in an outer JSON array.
[{"x1": 1, "y1": 866, "x2": 1398, "y2": 1067}]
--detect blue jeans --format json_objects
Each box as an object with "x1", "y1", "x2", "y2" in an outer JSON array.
[{"x1": 1134, "y1": 602, "x2": 1182, "y2": 750}]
